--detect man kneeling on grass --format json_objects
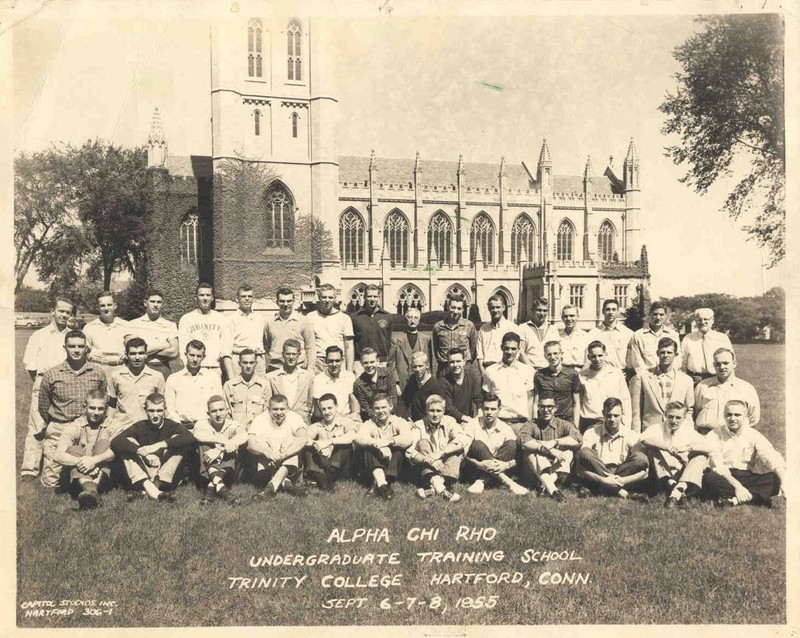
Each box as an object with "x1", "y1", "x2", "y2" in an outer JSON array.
[
  {"x1": 53, "y1": 389, "x2": 116, "y2": 510},
  {"x1": 110, "y1": 392, "x2": 193, "y2": 502},
  {"x1": 193, "y1": 395, "x2": 247, "y2": 504},
  {"x1": 518, "y1": 392, "x2": 581, "y2": 502},
  {"x1": 702, "y1": 399, "x2": 786, "y2": 508},
  {"x1": 461, "y1": 393, "x2": 529, "y2": 496},
  {"x1": 247, "y1": 394, "x2": 309, "y2": 499},
  {"x1": 574, "y1": 397, "x2": 649, "y2": 500},
  {"x1": 354, "y1": 394, "x2": 413, "y2": 500},
  {"x1": 638, "y1": 401, "x2": 713, "y2": 509},
  {"x1": 406, "y1": 394, "x2": 468, "y2": 503},
  {"x1": 305, "y1": 393, "x2": 358, "y2": 491}
]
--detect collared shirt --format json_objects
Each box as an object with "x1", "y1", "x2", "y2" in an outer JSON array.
[
  {"x1": 39, "y1": 362, "x2": 107, "y2": 424},
  {"x1": 533, "y1": 366, "x2": 581, "y2": 421},
  {"x1": 694, "y1": 376, "x2": 760, "y2": 430},
  {"x1": 519, "y1": 416, "x2": 582, "y2": 445},
  {"x1": 706, "y1": 425, "x2": 783, "y2": 473},
  {"x1": 23, "y1": 321, "x2": 68, "y2": 373},
  {"x1": 581, "y1": 423, "x2": 640, "y2": 466},
  {"x1": 266, "y1": 366, "x2": 313, "y2": 419},
  {"x1": 307, "y1": 310, "x2": 354, "y2": 359},
  {"x1": 628, "y1": 325, "x2": 681, "y2": 370},
  {"x1": 230, "y1": 309, "x2": 267, "y2": 354},
  {"x1": 461, "y1": 417, "x2": 517, "y2": 455},
  {"x1": 587, "y1": 322, "x2": 634, "y2": 369},
  {"x1": 192, "y1": 417, "x2": 247, "y2": 447},
  {"x1": 164, "y1": 367, "x2": 224, "y2": 425},
  {"x1": 409, "y1": 415, "x2": 470, "y2": 453},
  {"x1": 640, "y1": 421, "x2": 705, "y2": 475},
  {"x1": 680, "y1": 330, "x2": 733, "y2": 375},
  {"x1": 178, "y1": 309, "x2": 234, "y2": 368},
  {"x1": 56, "y1": 415, "x2": 114, "y2": 457},
  {"x1": 248, "y1": 409, "x2": 307, "y2": 450},
  {"x1": 482, "y1": 360, "x2": 535, "y2": 420},
  {"x1": 352, "y1": 307, "x2": 393, "y2": 361},
  {"x1": 353, "y1": 367, "x2": 397, "y2": 421},
  {"x1": 431, "y1": 318, "x2": 477, "y2": 364},
  {"x1": 308, "y1": 417, "x2": 359, "y2": 443},
  {"x1": 264, "y1": 311, "x2": 315, "y2": 366},
  {"x1": 476, "y1": 318, "x2": 519, "y2": 365},
  {"x1": 654, "y1": 367, "x2": 676, "y2": 404},
  {"x1": 356, "y1": 415, "x2": 413, "y2": 446},
  {"x1": 517, "y1": 321, "x2": 560, "y2": 368},
  {"x1": 312, "y1": 369, "x2": 357, "y2": 416},
  {"x1": 109, "y1": 366, "x2": 165, "y2": 423},
  {"x1": 223, "y1": 375, "x2": 270, "y2": 426},
  {"x1": 558, "y1": 327, "x2": 589, "y2": 368},
  {"x1": 127, "y1": 314, "x2": 179, "y2": 364},
  {"x1": 84, "y1": 317, "x2": 130, "y2": 360},
  {"x1": 578, "y1": 364, "x2": 631, "y2": 427}
]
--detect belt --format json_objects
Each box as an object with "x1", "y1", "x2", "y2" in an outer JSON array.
[{"x1": 501, "y1": 416, "x2": 528, "y2": 424}]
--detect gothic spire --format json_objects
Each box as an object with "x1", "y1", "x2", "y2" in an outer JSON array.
[
  {"x1": 538, "y1": 138, "x2": 552, "y2": 166},
  {"x1": 624, "y1": 137, "x2": 639, "y2": 166}
]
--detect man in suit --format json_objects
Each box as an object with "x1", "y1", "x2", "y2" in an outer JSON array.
[
  {"x1": 387, "y1": 307, "x2": 431, "y2": 394},
  {"x1": 629, "y1": 337, "x2": 694, "y2": 433},
  {"x1": 266, "y1": 339, "x2": 314, "y2": 423}
]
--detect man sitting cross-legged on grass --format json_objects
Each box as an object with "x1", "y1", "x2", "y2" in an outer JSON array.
[
  {"x1": 638, "y1": 401, "x2": 713, "y2": 509},
  {"x1": 702, "y1": 399, "x2": 786, "y2": 508},
  {"x1": 574, "y1": 397, "x2": 649, "y2": 500},
  {"x1": 53, "y1": 389, "x2": 116, "y2": 510},
  {"x1": 247, "y1": 394, "x2": 308, "y2": 499},
  {"x1": 304, "y1": 393, "x2": 358, "y2": 491},
  {"x1": 406, "y1": 394, "x2": 469, "y2": 503},
  {"x1": 192, "y1": 395, "x2": 248, "y2": 504},
  {"x1": 110, "y1": 392, "x2": 193, "y2": 502},
  {"x1": 518, "y1": 392, "x2": 582, "y2": 503},
  {"x1": 461, "y1": 392, "x2": 529, "y2": 496},
  {"x1": 354, "y1": 394, "x2": 414, "y2": 500}
]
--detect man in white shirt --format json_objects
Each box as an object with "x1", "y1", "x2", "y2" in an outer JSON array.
[
  {"x1": 164, "y1": 340, "x2": 224, "y2": 429},
  {"x1": 482, "y1": 332, "x2": 535, "y2": 434},
  {"x1": 224, "y1": 350, "x2": 271, "y2": 427},
  {"x1": 230, "y1": 284, "x2": 267, "y2": 377},
  {"x1": 578, "y1": 340, "x2": 631, "y2": 433},
  {"x1": 517, "y1": 296, "x2": 560, "y2": 370},
  {"x1": 21, "y1": 297, "x2": 73, "y2": 480},
  {"x1": 702, "y1": 399, "x2": 785, "y2": 507},
  {"x1": 558, "y1": 304, "x2": 589, "y2": 370},
  {"x1": 178, "y1": 282, "x2": 234, "y2": 381},
  {"x1": 681, "y1": 307, "x2": 734, "y2": 385},
  {"x1": 304, "y1": 393, "x2": 359, "y2": 491},
  {"x1": 694, "y1": 347, "x2": 760, "y2": 434},
  {"x1": 84, "y1": 290, "x2": 130, "y2": 386},
  {"x1": 126, "y1": 289, "x2": 179, "y2": 379},
  {"x1": 311, "y1": 345, "x2": 359, "y2": 421},
  {"x1": 307, "y1": 283, "x2": 355, "y2": 372},
  {"x1": 628, "y1": 301, "x2": 681, "y2": 370},
  {"x1": 575, "y1": 397, "x2": 648, "y2": 499},
  {"x1": 587, "y1": 299, "x2": 633, "y2": 372},
  {"x1": 476, "y1": 294, "x2": 519, "y2": 369}
]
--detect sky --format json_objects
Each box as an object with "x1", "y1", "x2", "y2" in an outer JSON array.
[{"x1": 10, "y1": 0, "x2": 789, "y2": 299}]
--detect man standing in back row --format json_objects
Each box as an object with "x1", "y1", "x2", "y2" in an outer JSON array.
[
  {"x1": 84, "y1": 291, "x2": 130, "y2": 387},
  {"x1": 178, "y1": 282, "x2": 234, "y2": 382},
  {"x1": 127, "y1": 289, "x2": 180, "y2": 379},
  {"x1": 587, "y1": 299, "x2": 633, "y2": 373},
  {"x1": 230, "y1": 284, "x2": 267, "y2": 378},
  {"x1": 307, "y1": 284, "x2": 355, "y2": 372},
  {"x1": 431, "y1": 296, "x2": 477, "y2": 378},
  {"x1": 681, "y1": 307, "x2": 734, "y2": 386},
  {"x1": 351, "y1": 284, "x2": 393, "y2": 376},
  {"x1": 517, "y1": 296, "x2": 559, "y2": 370}
]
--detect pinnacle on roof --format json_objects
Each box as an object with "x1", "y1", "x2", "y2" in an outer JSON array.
[
  {"x1": 538, "y1": 138, "x2": 552, "y2": 166},
  {"x1": 414, "y1": 151, "x2": 422, "y2": 173},
  {"x1": 624, "y1": 137, "x2": 639, "y2": 165},
  {"x1": 499, "y1": 156, "x2": 506, "y2": 178},
  {"x1": 148, "y1": 107, "x2": 165, "y2": 144},
  {"x1": 381, "y1": 231, "x2": 390, "y2": 260},
  {"x1": 369, "y1": 149, "x2": 378, "y2": 172},
  {"x1": 584, "y1": 155, "x2": 594, "y2": 180},
  {"x1": 457, "y1": 154, "x2": 465, "y2": 176}
]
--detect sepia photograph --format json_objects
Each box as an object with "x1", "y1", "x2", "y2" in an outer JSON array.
[{"x1": 6, "y1": 0, "x2": 793, "y2": 632}]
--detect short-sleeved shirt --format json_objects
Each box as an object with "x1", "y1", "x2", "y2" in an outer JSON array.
[
  {"x1": 264, "y1": 311, "x2": 315, "y2": 367},
  {"x1": 23, "y1": 322, "x2": 68, "y2": 374},
  {"x1": 164, "y1": 368, "x2": 224, "y2": 425},
  {"x1": 680, "y1": 330, "x2": 733, "y2": 375},
  {"x1": 482, "y1": 360, "x2": 535, "y2": 420},
  {"x1": 83, "y1": 317, "x2": 130, "y2": 360},
  {"x1": 578, "y1": 364, "x2": 631, "y2": 427},
  {"x1": 56, "y1": 416, "x2": 114, "y2": 456},
  {"x1": 248, "y1": 410, "x2": 307, "y2": 450},
  {"x1": 307, "y1": 310, "x2": 354, "y2": 360},
  {"x1": 127, "y1": 314, "x2": 179, "y2": 365},
  {"x1": 706, "y1": 425, "x2": 783, "y2": 473},
  {"x1": 230, "y1": 309, "x2": 267, "y2": 354},
  {"x1": 694, "y1": 376, "x2": 760, "y2": 430},
  {"x1": 307, "y1": 417, "x2": 359, "y2": 443},
  {"x1": 351, "y1": 308, "x2": 393, "y2": 361},
  {"x1": 192, "y1": 417, "x2": 246, "y2": 446},
  {"x1": 178, "y1": 309, "x2": 234, "y2": 368},
  {"x1": 109, "y1": 366, "x2": 165, "y2": 423},
  {"x1": 533, "y1": 366, "x2": 581, "y2": 420},
  {"x1": 223, "y1": 375, "x2": 270, "y2": 426},
  {"x1": 312, "y1": 369, "x2": 357, "y2": 416},
  {"x1": 517, "y1": 321, "x2": 560, "y2": 368},
  {"x1": 461, "y1": 417, "x2": 517, "y2": 456},
  {"x1": 519, "y1": 416, "x2": 582, "y2": 446},
  {"x1": 640, "y1": 422, "x2": 705, "y2": 473},
  {"x1": 558, "y1": 327, "x2": 589, "y2": 368},
  {"x1": 39, "y1": 362, "x2": 107, "y2": 424},
  {"x1": 587, "y1": 323, "x2": 634, "y2": 369},
  {"x1": 431, "y1": 318, "x2": 477, "y2": 364},
  {"x1": 409, "y1": 415, "x2": 470, "y2": 453},
  {"x1": 581, "y1": 423, "x2": 640, "y2": 466},
  {"x1": 356, "y1": 415, "x2": 411, "y2": 445},
  {"x1": 628, "y1": 325, "x2": 681, "y2": 370},
  {"x1": 476, "y1": 318, "x2": 519, "y2": 365}
]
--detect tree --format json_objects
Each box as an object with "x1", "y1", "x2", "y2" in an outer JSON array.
[{"x1": 660, "y1": 14, "x2": 785, "y2": 266}]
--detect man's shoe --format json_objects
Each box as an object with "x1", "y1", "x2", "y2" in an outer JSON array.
[
  {"x1": 157, "y1": 492, "x2": 177, "y2": 503},
  {"x1": 664, "y1": 496, "x2": 679, "y2": 509},
  {"x1": 77, "y1": 491, "x2": 99, "y2": 510},
  {"x1": 252, "y1": 488, "x2": 277, "y2": 502},
  {"x1": 126, "y1": 491, "x2": 147, "y2": 502},
  {"x1": 467, "y1": 479, "x2": 485, "y2": 494},
  {"x1": 551, "y1": 489, "x2": 567, "y2": 503},
  {"x1": 282, "y1": 479, "x2": 308, "y2": 498},
  {"x1": 715, "y1": 497, "x2": 737, "y2": 509},
  {"x1": 628, "y1": 493, "x2": 649, "y2": 503},
  {"x1": 200, "y1": 488, "x2": 216, "y2": 505},
  {"x1": 20, "y1": 475, "x2": 37, "y2": 483},
  {"x1": 441, "y1": 490, "x2": 461, "y2": 503},
  {"x1": 376, "y1": 483, "x2": 393, "y2": 500},
  {"x1": 416, "y1": 487, "x2": 435, "y2": 499},
  {"x1": 575, "y1": 485, "x2": 592, "y2": 499}
]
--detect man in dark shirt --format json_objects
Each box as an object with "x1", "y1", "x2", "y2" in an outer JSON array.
[
  {"x1": 441, "y1": 348, "x2": 482, "y2": 424},
  {"x1": 519, "y1": 392, "x2": 582, "y2": 502},
  {"x1": 351, "y1": 284, "x2": 393, "y2": 375},
  {"x1": 111, "y1": 392, "x2": 193, "y2": 501},
  {"x1": 533, "y1": 341, "x2": 581, "y2": 425},
  {"x1": 353, "y1": 347, "x2": 397, "y2": 421},
  {"x1": 396, "y1": 352, "x2": 448, "y2": 421}
]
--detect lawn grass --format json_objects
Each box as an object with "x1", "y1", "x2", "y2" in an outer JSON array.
[{"x1": 14, "y1": 332, "x2": 785, "y2": 627}]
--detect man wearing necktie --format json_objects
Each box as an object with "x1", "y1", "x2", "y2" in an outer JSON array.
[{"x1": 680, "y1": 308, "x2": 733, "y2": 386}]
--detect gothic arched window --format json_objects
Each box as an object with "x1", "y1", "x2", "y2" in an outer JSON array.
[
  {"x1": 384, "y1": 210, "x2": 409, "y2": 267},
  {"x1": 254, "y1": 110, "x2": 261, "y2": 136},
  {"x1": 248, "y1": 19, "x2": 263, "y2": 78},
  {"x1": 427, "y1": 211, "x2": 452, "y2": 266},
  {"x1": 444, "y1": 284, "x2": 471, "y2": 317},
  {"x1": 180, "y1": 213, "x2": 204, "y2": 265},
  {"x1": 397, "y1": 284, "x2": 425, "y2": 315},
  {"x1": 346, "y1": 284, "x2": 367, "y2": 313},
  {"x1": 598, "y1": 220, "x2": 615, "y2": 262},
  {"x1": 556, "y1": 219, "x2": 575, "y2": 262},
  {"x1": 470, "y1": 212, "x2": 495, "y2": 265},
  {"x1": 265, "y1": 183, "x2": 294, "y2": 249},
  {"x1": 287, "y1": 20, "x2": 302, "y2": 81},
  {"x1": 511, "y1": 213, "x2": 536, "y2": 265},
  {"x1": 339, "y1": 208, "x2": 365, "y2": 266}
]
